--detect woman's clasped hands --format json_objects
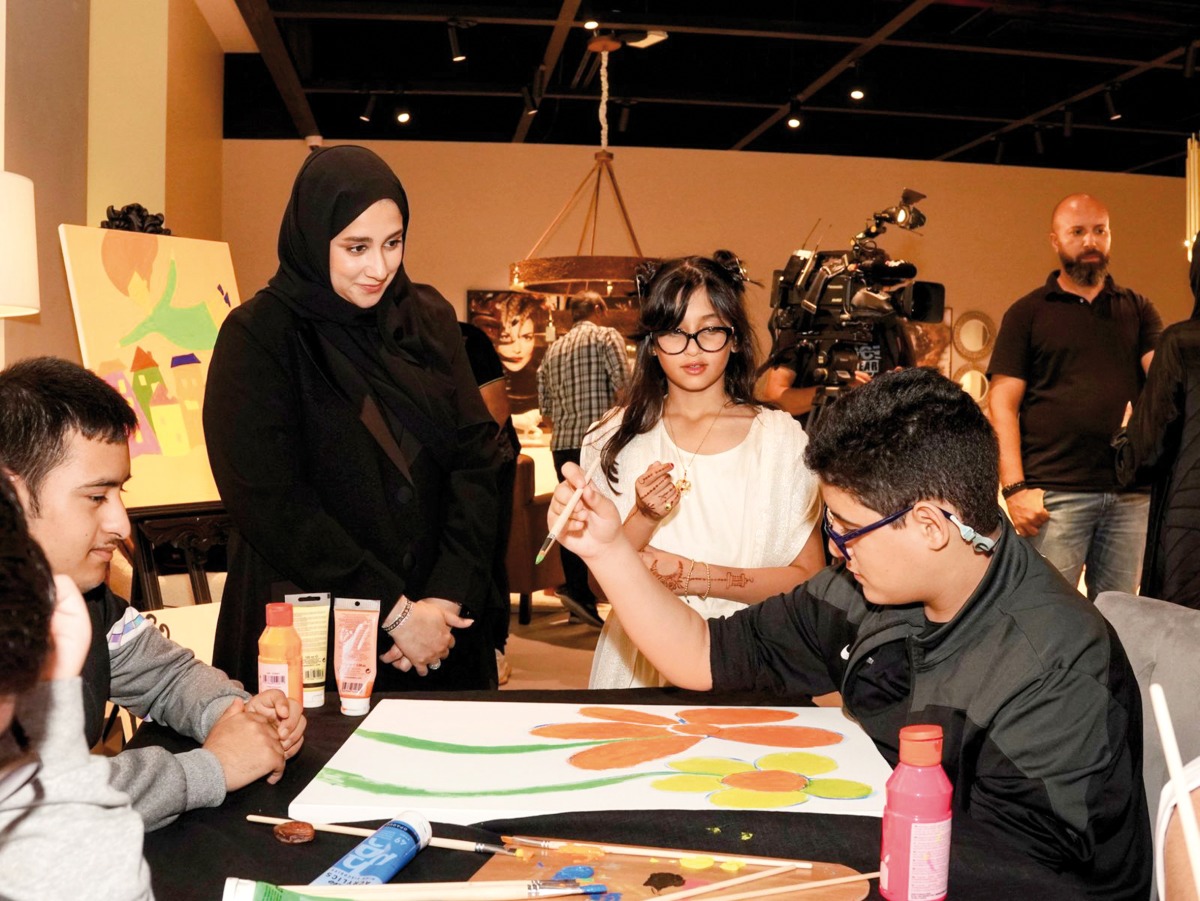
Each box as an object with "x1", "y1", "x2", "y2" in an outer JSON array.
[{"x1": 379, "y1": 597, "x2": 473, "y2": 676}]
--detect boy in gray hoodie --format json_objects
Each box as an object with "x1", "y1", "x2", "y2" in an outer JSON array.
[{"x1": 0, "y1": 357, "x2": 306, "y2": 831}]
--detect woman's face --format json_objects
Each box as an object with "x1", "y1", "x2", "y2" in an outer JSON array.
[
  {"x1": 497, "y1": 302, "x2": 537, "y2": 371},
  {"x1": 328, "y1": 199, "x2": 405, "y2": 309}
]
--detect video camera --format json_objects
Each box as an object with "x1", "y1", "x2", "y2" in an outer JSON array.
[{"x1": 764, "y1": 188, "x2": 945, "y2": 431}]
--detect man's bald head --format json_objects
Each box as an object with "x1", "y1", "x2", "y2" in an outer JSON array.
[{"x1": 1051, "y1": 193, "x2": 1110, "y2": 231}]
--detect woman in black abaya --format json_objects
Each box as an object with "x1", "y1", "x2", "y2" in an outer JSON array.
[
  {"x1": 1115, "y1": 236, "x2": 1200, "y2": 608},
  {"x1": 204, "y1": 145, "x2": 501, "y2": 691}
]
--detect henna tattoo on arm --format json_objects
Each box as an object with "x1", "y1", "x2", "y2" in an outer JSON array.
[{"x1": 649, "y1": 558, "x2": 688, "y2": 593}]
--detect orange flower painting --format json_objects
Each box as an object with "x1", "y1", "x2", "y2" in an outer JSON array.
[{"x1": 528, "y1": 707, "x2": 845, "y2": 771}]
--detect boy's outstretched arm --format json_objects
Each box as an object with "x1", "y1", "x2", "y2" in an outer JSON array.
[{"x1": 550, "y1": 461, "x2": 714, "y2": 689}]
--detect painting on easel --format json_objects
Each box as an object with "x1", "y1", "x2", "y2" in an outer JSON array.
[
  {"x1": 288, "y1": 701, "x2": 893, "y2": 826},
  {"x1": 59, "y1": 224, "x2": 240, "y2": 508}
]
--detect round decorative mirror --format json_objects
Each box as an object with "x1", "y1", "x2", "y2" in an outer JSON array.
[
  {"x1": 953, "y1": 364, "x2": 990, "y2": 403},
  {"x1": 952, "y1": 311, "x2": 996, "y2": 361}
]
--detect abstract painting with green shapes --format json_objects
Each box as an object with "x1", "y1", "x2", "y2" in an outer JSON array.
[
  {"x1": 288, "y1": 700, "x2": 893, "y2": 826},
  {"x1": 59, "y1": 225, "x2": 239, "y2": 507}
]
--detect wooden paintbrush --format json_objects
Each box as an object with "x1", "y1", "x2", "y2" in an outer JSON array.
[
  {"x1": 502, "y1": 834, "x2": 814, "y2": 869},
  {"x1": 247, "y1": 814, "x2": 516, "y2": 856}
]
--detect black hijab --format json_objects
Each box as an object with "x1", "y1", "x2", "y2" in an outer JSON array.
[{"x1": 264, "y1": 145, "x2": 484, "y2": 459}]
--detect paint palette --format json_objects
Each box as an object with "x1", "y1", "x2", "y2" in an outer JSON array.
[{"x1": 470, "y1": 845, "x2": 870, "y2": 901}]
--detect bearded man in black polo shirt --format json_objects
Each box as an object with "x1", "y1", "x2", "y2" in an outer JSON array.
[{"x1": 988, "y1": 193, "x2": 1162, "y2": 599}]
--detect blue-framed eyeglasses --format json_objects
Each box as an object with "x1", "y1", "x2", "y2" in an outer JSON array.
[
  {"x1": 823, "y1": 506, "x2": 913, "y2": 558},
  {"x1": 823, "y1": 505, "x2": 996, "y2": 557}
]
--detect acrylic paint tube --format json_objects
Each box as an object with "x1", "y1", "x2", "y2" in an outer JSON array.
[
  {"x1": 311, "y1": 812, "x2": 432, "y2": 886},
  {"x1": 332, "y1": 597, "x2": 379, "y2": 716},
  {"x1": 284, "y1": 592, "x2": 331, "y2": 708}
]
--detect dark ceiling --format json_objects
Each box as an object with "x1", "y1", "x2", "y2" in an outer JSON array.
[{"x1": 226, "y1": 1, "x2": 1200, "y2": 176}]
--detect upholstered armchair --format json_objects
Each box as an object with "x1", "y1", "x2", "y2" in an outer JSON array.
[{"x1": 505, "y1": 454, "x2": 564, "y2": 624}]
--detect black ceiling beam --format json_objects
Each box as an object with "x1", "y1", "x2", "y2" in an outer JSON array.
[
  {"x1": 512, "y1": 0, "x2": 581, "y2": 143},
  {"x1": 732, "y1": 0, "x2": 939, "y2": 151},
  {"x1": 936, "y1": 44, "x2": 1189, "y2": 163},
  {"x1": 269, "y1": 4, "x2": 1185, "y2": 72},
  {"x1": 234, "y1": 0, "x2": 319, "y2": 139}
]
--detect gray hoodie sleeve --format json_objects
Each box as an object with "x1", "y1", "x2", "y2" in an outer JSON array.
[
  {"x1": 106, "y1": 606, "x2": 250, "y2": 829},
  {"x1": 0, "y1": 679, "x2": 155, "y2": 900}
]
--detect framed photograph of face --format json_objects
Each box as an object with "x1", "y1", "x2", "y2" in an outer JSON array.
[{"x1": 467, "y1": 290, "x2": 639, "y2": 444}]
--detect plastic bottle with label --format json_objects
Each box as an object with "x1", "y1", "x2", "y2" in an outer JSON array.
[
  {"x1": 880, "y1": 724, "x2": 953, "y2": 901},
  {"x1": 257, "y1": 602, "x2": 303, "y2": 704}
]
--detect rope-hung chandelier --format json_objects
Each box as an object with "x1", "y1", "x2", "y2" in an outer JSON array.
[{"x1": 510, "y1": 39, "x2": 656, "y2": 297}]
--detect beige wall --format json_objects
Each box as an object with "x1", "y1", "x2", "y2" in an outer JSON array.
[
  {"x1": 3, "y1": 0, "x2": 225, "y2": 366},
  {"x1": 166, "y1": 0, "x2": 224, "y2": 240},
  {"x1": 3, "y1": 0, "x2": 89, "y2": 365},
  {"x1": 223, "y1": 140, "x2": 1191, "y2": 360},
  {"x1": 87, "y1": 0, "x2": 167, "y2": 229}
]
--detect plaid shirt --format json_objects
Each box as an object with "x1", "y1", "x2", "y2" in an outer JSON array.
[{"x1": 537, "y1": 320, "x2": 630, "y2": 450}]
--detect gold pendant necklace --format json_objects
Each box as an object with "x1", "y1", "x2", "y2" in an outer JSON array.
[{"x1": 664, "y1": 402, "x2": 727, "y2": 496}]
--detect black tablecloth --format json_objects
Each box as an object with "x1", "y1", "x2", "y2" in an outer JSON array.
[{"x1": 134, "y1": 689, "x2": 1088, "y2": 900}]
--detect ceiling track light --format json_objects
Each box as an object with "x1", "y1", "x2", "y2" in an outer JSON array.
[
  {"x1": 1185, "y1": 40, "x2": 1197, "y2": 79},
  {"x1": 447, "y1": 22, "x2": 466, "y2": 63},
  {"x1": 358, "y1": 94, "x2": 377, "y2": 123},
  {"x1": 785, "y1": 100, "x2": 804, "y2": 130},
  {"x1": 394, "y1": 100, "x2": 411, "y2": 125},
  {"x1": 1104, "y1": 87, "x2": 1122, "y2": 121},
  {"x1": 618, "y1": 103, "x2": 631, "y2": 133},
  {"x1": 521, "y1": 86, "x2": 539, "y2": 117},
  {"x1": 1033, "y1": 127, "x2": 1045, "y2": 155},
  {"x1": 1062, "y1": 108, "x2": 1073, "y2": 138},
  {"x1": 994, "y1": 138, "x2": 1005, "y2": 165}
]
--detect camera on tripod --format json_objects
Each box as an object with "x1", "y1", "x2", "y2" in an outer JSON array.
[{"x1": 764, "y1": 188, "x2": 945, "y2": 430}]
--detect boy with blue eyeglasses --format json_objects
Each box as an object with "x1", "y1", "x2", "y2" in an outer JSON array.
[{"x1": 552, "y1": 366, "x2": 1148, "y2": 900}]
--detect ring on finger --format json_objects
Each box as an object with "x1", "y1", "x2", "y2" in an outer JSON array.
[{"x1": 428, "y1": 661, "x2": 441, "y2": 670}]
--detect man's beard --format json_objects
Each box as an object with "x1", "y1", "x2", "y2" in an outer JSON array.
[{"x1": 1060, "y1": 251, "x2": 1109, "y2": 288}]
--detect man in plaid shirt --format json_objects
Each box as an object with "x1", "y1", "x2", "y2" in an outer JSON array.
[{"x1": 537, "y1": 292, "x2": 630, "y2": 626}]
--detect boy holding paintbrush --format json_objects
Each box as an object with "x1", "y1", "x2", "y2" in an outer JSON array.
[{"x1": 551, "y1": 368, "x2": 1149, "y2": 899}]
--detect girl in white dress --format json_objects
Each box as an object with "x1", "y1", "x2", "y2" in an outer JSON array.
[{"x1": 584, "y1": 251, "x2": 824, "y2": 688}]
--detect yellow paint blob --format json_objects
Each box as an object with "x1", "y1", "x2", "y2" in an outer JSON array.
[
  {"x1": 740, "y1": 832, "x2": 754, "y2": 841},
  {"x1": 650, "y1": 774, "x2": 724, "y2": 793},
  {"x1": 719, "y1": 860, "x2": 746, "y2": 873},
  {"x1": 680, "y1": 855, "x2": 715, "y2": 870}
]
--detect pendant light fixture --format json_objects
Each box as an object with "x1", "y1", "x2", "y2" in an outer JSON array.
[{"x1": 509, "y1": 41, "x2": 656, "y2": 297}]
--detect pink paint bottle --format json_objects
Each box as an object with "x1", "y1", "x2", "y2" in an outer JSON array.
[{"x1": 880, "y1": 724, "x2": 953, "y2": 901}]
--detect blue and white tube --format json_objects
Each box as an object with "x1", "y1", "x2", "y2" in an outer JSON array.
[{"x1": 310, "y1": 811, "x2": 432, "y2": 886}]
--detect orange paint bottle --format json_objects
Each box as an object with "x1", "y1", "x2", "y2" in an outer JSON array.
[{"x1": 257, "y1": 602, "x2": 303, "y2": 704}]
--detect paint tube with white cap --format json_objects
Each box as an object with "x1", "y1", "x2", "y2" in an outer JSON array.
[
  {"x1": 310, "y1": 812, "x2": 432, "y2": 886},
  {"x1": 332, "y1": 597, "x2": 379, "y2": 716}
]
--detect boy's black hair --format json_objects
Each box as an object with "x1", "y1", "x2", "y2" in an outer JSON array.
[
  {"x1": 0, "y1": 477, "x2": 55, "y2": 695},
  {"x1": 804, "y1": 367, "x2": 1002, "y2": 533},
  {"x1": 0, "y1": 357, "x2": 136, "y2": 514}
]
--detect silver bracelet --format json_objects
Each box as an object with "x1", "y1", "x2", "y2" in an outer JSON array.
[{"x1": 382, "y1": 598, "x2": 413, "y2": 634}]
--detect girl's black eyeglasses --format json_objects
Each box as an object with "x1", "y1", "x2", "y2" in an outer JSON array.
[{"x1": 652, "y1": 327, "x2": 735, "y2": 355}]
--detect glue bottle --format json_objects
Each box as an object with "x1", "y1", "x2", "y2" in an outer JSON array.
[
  {"x1": 880, "y1": 724, "x2": 953, "y2": 901},
  {"x1": 257, "y1": 602, "x2": 303, "y2": 704}
]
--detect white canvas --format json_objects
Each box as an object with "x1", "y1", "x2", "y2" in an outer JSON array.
[{"x1": 289, "y1": 700, "x2": 893, "y2": 826}]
